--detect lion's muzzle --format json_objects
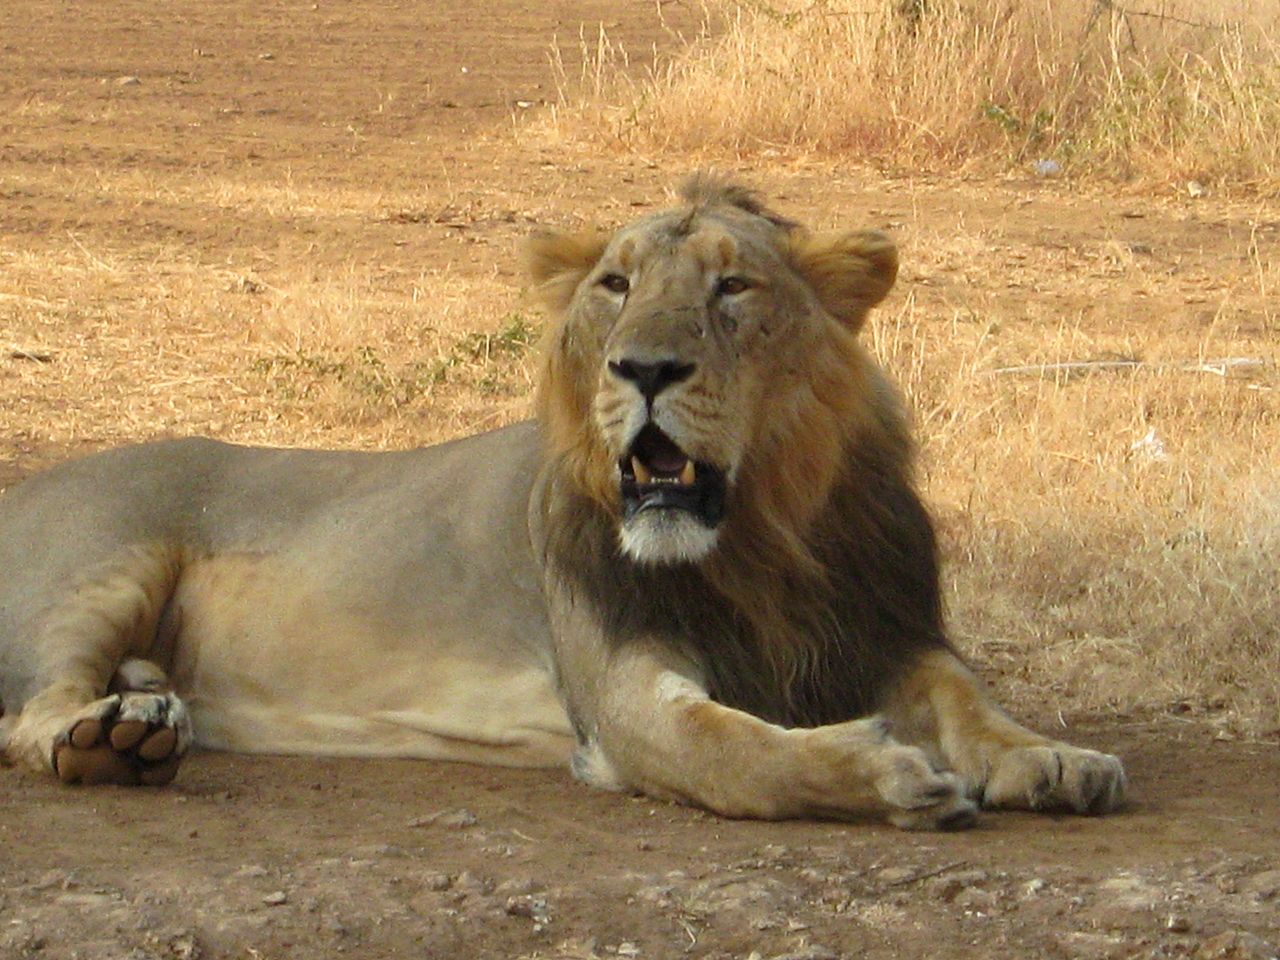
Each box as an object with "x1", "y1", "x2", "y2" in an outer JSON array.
[{"x1": 619, "y1": 423, "x2": 726, "y2": 529}]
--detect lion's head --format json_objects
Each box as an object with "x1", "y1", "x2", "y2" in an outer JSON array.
[{"x1": 527, "y1": 175, "x2": 900, "y2": 568}]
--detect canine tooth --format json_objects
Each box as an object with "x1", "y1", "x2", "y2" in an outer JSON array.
[
  {"x1": 679, "y1": 461, "x2": 696, "y2": 486},
  {"x1": 632, "y1": 457, "x2": 653, "y2": 485}
]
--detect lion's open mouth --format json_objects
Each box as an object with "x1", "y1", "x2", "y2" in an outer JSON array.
[{"x1": 619, "y1": 424, "x2": 726, "y2": 527}]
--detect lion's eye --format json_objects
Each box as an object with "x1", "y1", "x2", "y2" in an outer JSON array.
[
  {"x1": 715, "y1": 276, "x2": 751, "y2": 297},
  {"x1": 600, "y1": 273, "x2": 630, "y2": 295}
]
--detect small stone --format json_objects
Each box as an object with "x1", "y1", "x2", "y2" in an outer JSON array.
[
  {"x1": 236, "y1": 865, "x2": 269, "y2": 879},
  {"x1": 115, "y1": 75, "x2": 141, "y2": 87},
  {"x1": 1022, "y1": 878, "x2": 1049, "y2": 897},
  {"x1": 258, "y1": 52, "x2": 275, "y2": 60},
  {"x1": 1166, "y1": 914, "x2": 1193, "y2": 933},
  {"x1": 29, "y1": 869, "x2": 74, "y2": 891},
  {"x1": 876, "y1": 866, "x2": 917, "y2": 885},
  {"x1": 954, "y1": 888, "x2": 998, "y2": 913},
  {"x1": 452, "y1": 872, "x2": 494, "y2": 897},
  {"x1": 168, "y1": 932, "x2": 200, "y2": 959},
  {"x1": 422, "y1": 873, "x2": 453, "y2": 892},
  {"x1": 504, "y1": 895, "x2": 551, "y2": 925},
  {"x1": 263, "y1": 891, "x2": 288, "y2": 906},
  {"x1": 1241, "y1": 869, "x2": 1280, "y2": 900},
  {"x1": 1033, "y1": 159, "x2": 1062, "y2": 178},
  {"x1": 926, "y1": 876, "x2": 965, "y2": 902},
  {"x1": 1187, "y1": 180, "x2": 1207, "y2": 198},
  {"x1": 409, "y1": 808, "x2": 477, "y2": 829}
]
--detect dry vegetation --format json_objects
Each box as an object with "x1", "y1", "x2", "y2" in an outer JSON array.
[
  {"x1": 555, "y1": 0, "x2": 1280, "y2": 191},
  {"x1": 873, "y1": 254, "x2": 1279, "y2": 736},
  {"x1": 1, "y1": 232, "x2": 537, "y2": 454}
]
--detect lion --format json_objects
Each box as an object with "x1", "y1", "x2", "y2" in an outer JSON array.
[{"x1": 0, "y1": 177, "x2": 1125, "y2": 828}]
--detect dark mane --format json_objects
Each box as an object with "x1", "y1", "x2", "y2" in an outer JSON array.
[{"x1": 541, "y1": 433, "x2": 950, "y2": 728}]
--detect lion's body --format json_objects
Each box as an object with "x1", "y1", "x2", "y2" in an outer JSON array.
[
  {"x1": 0, "y1": 425, "x2": 572, "y2": 769},
  {"x1": 0, "y1": 178, "x2": 1125, "y2": 826}
]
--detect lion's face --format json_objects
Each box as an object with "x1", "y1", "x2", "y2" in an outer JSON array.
[{"x1": 529, "y1": 179, "x2": 898, "y2": 566}]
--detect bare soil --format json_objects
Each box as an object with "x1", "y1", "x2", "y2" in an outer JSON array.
[{"x1": 1, "y1": 3, "x2": 1277, "y2": 959}]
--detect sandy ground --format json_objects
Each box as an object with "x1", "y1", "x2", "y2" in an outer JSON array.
[{"x1": 1, "y1": 2, "x2": 1278, "y2": 958}]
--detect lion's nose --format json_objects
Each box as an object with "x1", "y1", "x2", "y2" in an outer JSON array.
[{"x1": 608, "y1": 358, "x2": 696, "y2": 402}]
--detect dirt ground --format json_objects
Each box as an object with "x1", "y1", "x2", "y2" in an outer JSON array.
[{"x1": 1, "y1": 2, "x2": 1278, "y2": 959}]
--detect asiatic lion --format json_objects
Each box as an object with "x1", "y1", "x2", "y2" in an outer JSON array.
[{"x1": 0, "y1": 177, "x2": 1124, "y2": 828}]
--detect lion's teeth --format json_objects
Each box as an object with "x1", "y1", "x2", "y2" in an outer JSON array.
[
  {"x1": 632, "y1": 457, "x2": 653, "y2": 485},
  {"x1": 679, "y1": 461, "x2": 696, "y2": 486}
]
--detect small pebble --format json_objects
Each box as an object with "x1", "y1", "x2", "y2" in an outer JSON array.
[
  {"x1": 409, "y1": 808, "x2": 477, "y2": 829},
  {"x1": 423, "y1": 873, "x2": 453, "y2": 892},
  {"x1": 1241, "y1": 869, "x2": 1280, "y2": 900}
]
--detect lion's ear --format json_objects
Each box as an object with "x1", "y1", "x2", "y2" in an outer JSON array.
[
  {"x1": 790, "y1": 230, "x2": 898, "y2": 331},
  {"x1": 525, "y1": 230, "x2": 608, "y2": 313}
]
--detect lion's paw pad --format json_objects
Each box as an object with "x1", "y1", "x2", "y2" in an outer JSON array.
[
  {"x1": 53, "y1": 692, "x2": 191, "y2": 786},
  {"x1": 983, "y1": 744, "x2": 1126, "y2": 814}
]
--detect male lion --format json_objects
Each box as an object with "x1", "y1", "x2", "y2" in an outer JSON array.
[{"x1": 0, "y1": 177, "x2": 1124, "y2": 828}]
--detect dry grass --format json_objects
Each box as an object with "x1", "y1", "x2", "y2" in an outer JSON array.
[
  {"x1": 552, "y1": 0, "x2": 1280, "y2": 191},
  {"x1": 869, "y1": 213, "x2": 1280, "y2": 736},
  {"x1": 0, "y1": 239, "x2": 536, "y2": 456}
]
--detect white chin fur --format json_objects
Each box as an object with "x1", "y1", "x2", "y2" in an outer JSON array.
[{"x1": 620, "y1": 510, "x2": 719, "y2": 565}]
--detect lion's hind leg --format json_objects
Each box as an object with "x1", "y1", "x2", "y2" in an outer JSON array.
[
  {"x1": 4, "y1": 544, "x2": 192, "y2": 785},
  {"x1": 885, "y1": 649, "x2": 1127, "y2": 815}
]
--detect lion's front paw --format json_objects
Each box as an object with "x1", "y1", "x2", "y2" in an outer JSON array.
[
  {"x1": 982, "y1": 744, "x2": 1126, "y2": 814},
  {"x1": 52, "y1": 692, "x2": 192, "y2": 786},
  {"x1": 876, "y1": 746, "x2": 979, "y2": 831}
]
